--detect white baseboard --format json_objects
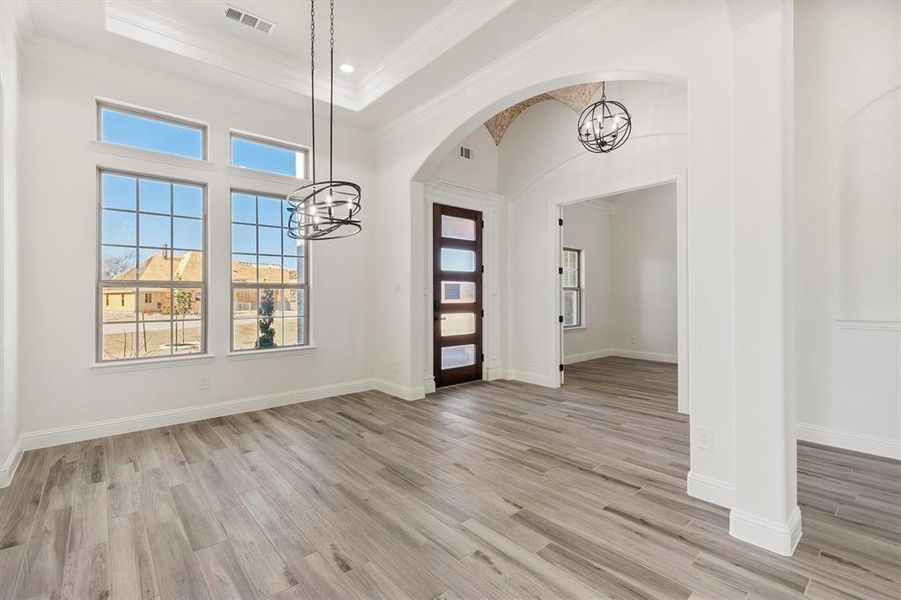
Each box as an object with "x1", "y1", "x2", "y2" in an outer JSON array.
[
  {"x1": 687, "y1": 471, "x2": 734, "y2": 508},
  {"x1": 18, "y1": 379, "x2": 377, "y2": 455},
  {"x1": 0, "y1": 436, "x2": 24, "y2": 488},
  {"x1": 798, "y1": 423, "x2": 901, "y2": 461},
  {"x1": 507, "y1": 370, "x2": 558, "y2": 388},
  {"x1": 423, "y1": 377, "x2": 436, "y2": 394},
  {"x1": 564, "y1": 348, "x2": 677, "y2": 365},
  {"x1": 563, "y1": 349, "x2": 614, "y2": 364},
  {"x1": 730, "y1": 506, "x2": 802, "y2": 557},
  {"x1": 373, "y1": 379, "x2": 425, "y2": 402}
]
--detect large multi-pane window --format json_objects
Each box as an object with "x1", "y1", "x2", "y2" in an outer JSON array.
[
  {"x1": 231, "y1": 191, "x2": 307, "y2": 351},
  {"x1": 98, "y1": 102, "x2": 206, "y2": 160},
  {"x1": 562, "y1": 247, "x2": 583, "y2": 327},
  {"x1": 99, "y1": 171, "x2": 206, "y2": 361}
]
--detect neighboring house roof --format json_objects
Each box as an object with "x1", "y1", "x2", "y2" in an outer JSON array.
[{"x1": 110, "y1": 249, "x2": 293, "y2": 284}]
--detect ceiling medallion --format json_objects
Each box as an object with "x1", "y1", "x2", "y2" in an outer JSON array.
[
  {"x1": 287, "y1": 0, "x2": 361, "y2": 241},
  {"x1": 577, "y1": 81, "x2": 632, "y2": 154}
]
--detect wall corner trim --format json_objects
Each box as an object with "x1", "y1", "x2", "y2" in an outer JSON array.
[
  {"x1": 0, "y1": 435, "x2": 24, "y2": 489},
  {"x1": 373, "y1": 380, "x2": 426, "y2": 402},
  {"x1": 507, "y1": 370, "x2": 559, "y2": 388},
  {"x1": 730, "y1": 506, "x2": 803, "y2": 557},
  {"x1": 686, "y1": 471, "x2": 734, "y2": 508}
]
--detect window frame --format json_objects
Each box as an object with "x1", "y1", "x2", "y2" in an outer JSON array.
[
  {"x1": 96, "y1": 99, "x2": 209, "y2": 160},
  {"x1": 229, "y1": 188, "x2": 311, "y2": 353},
  {"x1": 229, "y1": 130, "x2": 310, "y2": 180},
  {"x1": 562, "y1": 247, "x2": 583, "y2": 328},
  {"x1": 96, "y1": 168, "x2": 209, "y2": 363}
]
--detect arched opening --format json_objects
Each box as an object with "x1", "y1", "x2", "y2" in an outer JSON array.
[{"x1": 412, "y1": 74, "x2": 690, "y2": 417}]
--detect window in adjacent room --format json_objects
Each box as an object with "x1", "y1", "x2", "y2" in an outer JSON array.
[
  {"x1": 98, "y1": 102, "x2": 206, "y2": 160},
  {"x1": 562, "y1": 247, "x2": 583, "y2": 327},
  {"x1": 230, "y1": 190, "x2": 308, "y2": 351},
  {"x1": 230, "y1": 132, "x2": 308, "y2": 179},
  {"x1": 98, "y1": 170, "x2": 206, "y2": 361}
]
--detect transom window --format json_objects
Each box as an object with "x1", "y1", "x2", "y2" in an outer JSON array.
[
  {"x1": 98, "y1": 171, "x2": 206, "y2": 361},
  {"x1": 98, "y1": 102, "x2": 206, "y2": 160},
  {"x1": 230, "y1": 133, "x2": 307, "y2": 179},
  {"x1": 562, "y1": 247, "x2": 583, "y2": 328},
  {"x1": 231, "y1": 191, "x2": 308, "y2": 351}
]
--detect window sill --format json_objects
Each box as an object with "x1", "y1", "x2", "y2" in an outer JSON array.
[
  {"x1": 89, "y1": 140, "x2": 216, "y2": 171},
  {"x1": 227, "y1": 166, "x2": 310, "y2": 189},
  {"x1": 226, "y1": 345, "x2": 317, "y2": 361},
  {"x1": 90, "y1": 353, "x2": 215, "y2": 374},
  {"x1": 564, "y1": 325, "x2": 588, "y2": 331}
]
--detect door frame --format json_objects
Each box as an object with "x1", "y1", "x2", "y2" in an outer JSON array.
[
  {"x1": 424, "y1": 182, "x2": 506, "y2": 393},
  {"x1": 552, "y1": 172, "x2": 690, "y2": 415}
]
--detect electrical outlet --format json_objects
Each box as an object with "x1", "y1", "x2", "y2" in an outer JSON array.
[
  {"x1": 198, "y1": 375, "x2": 210, "y2": 390},
  {"x1": 695, "y1": 428, "x2": 712, "y2": 450}
]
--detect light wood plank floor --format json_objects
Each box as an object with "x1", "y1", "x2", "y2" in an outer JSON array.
[{"x1": 0, "y1": 357, "x2": 898, "y2": 599}]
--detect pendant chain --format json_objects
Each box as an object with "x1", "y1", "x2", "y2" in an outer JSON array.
[{"x1": 310, "y1": 0, "x2": 316, "y2": 184}]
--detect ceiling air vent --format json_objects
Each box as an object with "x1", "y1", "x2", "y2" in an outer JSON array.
[
  {"x1": 224, "y1": 5, "x2": 277, "y2": 35},
  {"x1": 460, "y1": 146, "x2": 474, "y2": 160}
]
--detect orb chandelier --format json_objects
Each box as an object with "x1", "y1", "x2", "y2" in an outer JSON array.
[
  {"x1": 577, "y1": 82, "x2": 632, "y2": 154},
  {"x1": 287, "y1": 0, "x2": 361, "y2": 241}
]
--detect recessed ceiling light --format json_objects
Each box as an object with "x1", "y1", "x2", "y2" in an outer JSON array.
[{"x1": 339, "y1": 63, "x2": 355, "y2": 74}]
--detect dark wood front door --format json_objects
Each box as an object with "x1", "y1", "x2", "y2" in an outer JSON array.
[{"x1": 433, "y1": 203, "x2": 483, "y2": 387}]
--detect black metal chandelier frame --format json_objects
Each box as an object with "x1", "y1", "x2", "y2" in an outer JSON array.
[
  {"x1": 287, "y1": 0, "x2": 361, "y2": 241},
  {"x1": 577, "y1": 81, "x2": 632, "y2": 154}
]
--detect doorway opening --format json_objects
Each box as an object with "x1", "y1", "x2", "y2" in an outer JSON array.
[{"x1": 555, "y1": 178, "x2": 688, "y2": 414}]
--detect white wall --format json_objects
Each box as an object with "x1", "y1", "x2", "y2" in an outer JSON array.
[
  {"x1": 793, "y1": 0, "x2": 900, "y2": 459},
  {"x1": 609, "y1": 184, "x2": 677, "y2": 358},
  {"x1": 0, "y1": 1, "x2": 24, "y2": 485},
  {"x1": 562, "y1": 201, "x2": 613, "y2": 362},
  {"x1": 13, "y1": 41, "x2": 376, "y2": 446},
  {"x1": 431, "y1": 126, "x2": 498, "y2": 193}
]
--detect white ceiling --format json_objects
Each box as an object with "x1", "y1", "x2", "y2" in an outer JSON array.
[{"x1": 20, "y1": 0, "x2": 592, "y2": 129}]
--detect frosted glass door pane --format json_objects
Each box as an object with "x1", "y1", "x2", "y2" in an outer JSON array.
[
  {"x1": 441, "y1": 344, "x2": 476, "y2": 369},
  {"x1": 441, "y1": 248, "x2": 475, "y2": 272},
  {"x1": 441, "y1": 313, "x2": 476, "y2": 336},
  {"x1": 441, "y1": 215, "x2": 476, "y2": 240},
  {"x1": 441, "y1": 281, "x2": 476, "y2": 303}
]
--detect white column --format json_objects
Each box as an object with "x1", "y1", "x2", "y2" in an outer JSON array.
[{"x1": 729, "y1": 1, "x2": 801, "y2": 555}]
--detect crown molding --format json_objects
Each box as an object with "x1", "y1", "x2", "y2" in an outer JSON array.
[
  {"x1": 104, "y1": 0, "x2": 362, "y2": 111},
  {"x1": 22, "y1": 36, "x2": 376, "y2": 143},
  {"x1": 102, "y1": 0, "x2": 516, "y2": 114},
  {"x1": 359, "y1": 0, "x2": 515, "y2": 105}
]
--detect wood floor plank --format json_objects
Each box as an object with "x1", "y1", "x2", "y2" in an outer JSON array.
[
  {"x1": 109, "y1": 512, "x2": 158, "y2": 600},
  {"x1": 59, "y1": 542, "x2": 109, "y2": 600},
  {"x1": 195, "y1": 541, "x2": 257, "y2": 600},
  {"x1": 147, "y1": 519, "x2": 211, "y2": 600},
  {"x1": 215, "y1": 505, "x2": 296, "y2": 598}
]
